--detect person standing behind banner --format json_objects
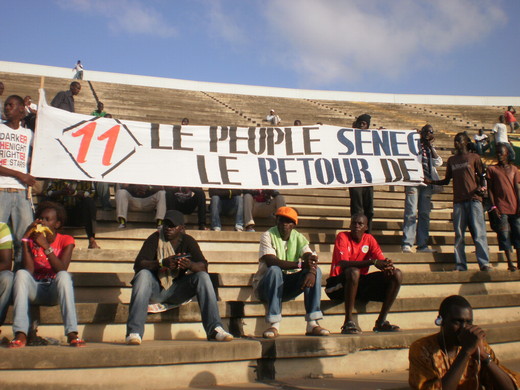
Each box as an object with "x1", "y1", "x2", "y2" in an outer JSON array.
[
  {"x1": 265, "y1": 109, "x2": 281, "y2": 125},
  {"x1": 349, "y1": 114, "x2": 374, "y2": 233},
  {"x1": 51, "y1": 82, "x2": 81, "y2": 113},
  {"x1": 0, "y1": 95, "x2": 35, "y2": 268},
  {"x1": 402, "y1": 125, "x2": 442, "y2": 253}
]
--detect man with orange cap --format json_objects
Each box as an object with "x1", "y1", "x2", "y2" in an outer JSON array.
[{"x1": 252, "y1": 206, "x2": 329, "y2": 338}]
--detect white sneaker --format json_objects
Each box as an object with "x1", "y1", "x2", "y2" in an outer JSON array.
[
  {"x1": 118, "y1": 223, "x2": 127, "y2": 229},
  {"x1": 235, "y1": 225, "x2": 244, "y2": 232},
  {"x1": 401, "y1": 245, "x2": 412, "y2": 253},
  {"x1": 212, "y1": 227, "x2": 221, "y2": 232},
  {"x1": 212, "y1": 326, "x2": 233, "y2": 342},
  {"x1": 417, "y1": 247, "x2": 437, "y2": 253},
  {"x1": 126, "y1": 333, "x2": 141, "y2": 345}
]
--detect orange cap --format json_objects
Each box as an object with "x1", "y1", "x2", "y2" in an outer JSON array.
[{"x1": 275, "y1": 206, "x2": 298, "y2": 225}]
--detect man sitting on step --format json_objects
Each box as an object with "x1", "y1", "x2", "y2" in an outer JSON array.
[
  {"x1": 115, "y1": 184, "x2": 167, "y2": 229},
  {"x1": 252, "y1": 206, "x2": 330, "y2": 338},
  {"x1": 125, "y1": 210, "x2": 233, "y2": 345},
  {"x1": 409, "y1": 295, "x2": 519, "y2": 389},
  {"x1": 326, "y1": 214, "x2": 402, "y2": 334}
]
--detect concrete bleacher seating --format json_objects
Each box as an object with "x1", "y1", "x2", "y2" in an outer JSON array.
[{"x1": 0, "y1": 69, "x2": 519, "y2": 389}]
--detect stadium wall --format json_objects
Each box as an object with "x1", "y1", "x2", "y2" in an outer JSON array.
[{"x1": 1, "y1": 60, "x2": 519, "y2": 106}]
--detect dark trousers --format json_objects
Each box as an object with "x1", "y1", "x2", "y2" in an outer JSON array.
[
  {"x1": 349, "y1": 186, "x2": 374, "y2": 233},
  {"x1": 166, "y1": 188, "x2": 207, "y2": 227},
  {"x1": 67, "y1": 197, "x2": 97, "y2": 239}
]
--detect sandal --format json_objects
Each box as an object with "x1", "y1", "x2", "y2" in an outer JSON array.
[
  {"x1": 262, "y1": 327, "x2": 279, "y2": 339},
  {"x1": 507, "y1": 265, "x2": 517, "y2": 272},
  {"x1": 305, "y1": 325, "x2": 330, "y2": 336},
  {"x1": 69, "y1": 337, "x2": 86, "y2": 347},
  {"x1": 373, "y1": 321, "x2": 400, "y2": 332},
  {"x1": 340, "y1": 321, "x2": 362, "y2": 335},
  {"x1": 8, "y1": 339, "x2": 26, "y2": 349}
]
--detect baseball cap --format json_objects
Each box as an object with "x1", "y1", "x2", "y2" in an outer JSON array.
[
  {"x1": 275, "y1": 206, "x2": 298, "y2": 225},
  {"x1": 163, "y1": 210, "x2": 185, "y2": 226}
]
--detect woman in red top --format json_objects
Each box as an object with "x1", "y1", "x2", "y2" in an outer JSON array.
[{"x1": 8, "y1": 201, "x2": 85, "y2": 348}]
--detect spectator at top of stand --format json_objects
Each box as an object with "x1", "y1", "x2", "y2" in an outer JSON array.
[
  {"x1": 505, "y1": 106, "x2": 519, "y2": 133},
  {"x1": 408, "y1": 295, "x2": 519, "y2": 389},
  {"x1": 91, "y1": 101, "x2": 107, "y2": 117},
  {"x1": 181, "y1": 118, "x2": 189, "y2": 125},
  {"x1": 265, "y1": 109, "x2": 281, "y2": 125},
  {"x1": 23, "y1": 96, "x2": 37, "y2": 115},
  {"x1": 73, "y1": 60, "x2": 83, "y2": 80},
  {"x1": 473, "y1": 128, "x2": 489, "y2": 156},
  {"x1": 51, "y1": 82, "x2": 81, "y2": 113}
]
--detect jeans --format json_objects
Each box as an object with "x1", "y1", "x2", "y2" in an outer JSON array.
[
  {"x1": 0, "y1": 190, "x2": 33, "y2": 268},
  {"x1": 257, "y1": 266, "x2": 323, "y2": 323},
  {"x1": 95, "y1": 182, "x2": 112, "y2": 210},
  {"x1": 12, "y1": 269, "x2": 79, "y2": 336},
  {"x1": 210, "y1": 195, "x2": 243, "y2": 230},
  {"x1": 0, "y1": 270, "x2": 14, "y2": 326},
  {"x1": 453, "y1": 200, "x2": 490, "y2": 270},
  {"x1": 126, "y1": 269, "x2": 223, "y2": 338},
  {"x1": 402, "y1": 185, "x2": 433, "y2": 249},
  {"x1": 349, "y1": 187, "x2": 374, "y2": 233}
]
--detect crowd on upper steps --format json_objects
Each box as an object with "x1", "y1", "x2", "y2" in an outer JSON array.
[{"x1": 1, "y1": 78, "x2": 520, "y2": 388}]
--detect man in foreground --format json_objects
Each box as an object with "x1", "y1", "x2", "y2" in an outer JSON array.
[
  {"x1": 409, "y1": 295, "x2": 519, "y2": 389},
  {"x1": 326, "y1": 214, "x2": 402, "y2": 334},
  {"x1": 125, "y1": 210, "x2": 233, "y2": 345},
  {"x1": 252, "y1": 207, "x2": 329, "y2": 338}
]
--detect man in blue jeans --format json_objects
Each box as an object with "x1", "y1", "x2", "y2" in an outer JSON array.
[
  {"x1": 125, "y1": 210, "x2": 233, "y2": 345},
  {"x1": 208, "y1": 188, "x2": 243, "y2": 231},
  {"x1": 402, "y1": 125, "x2": 443, "y2": 253},
  {"x1": 427, "y1": 132, "x2": 491, "y2": 271},
  {"x1": 252, "y1": 206, "x2": 329, "y2": 338}
]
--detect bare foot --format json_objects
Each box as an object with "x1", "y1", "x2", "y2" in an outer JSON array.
[{"x1": 88, "y1": 238, "x2": 101, "y2": 249}]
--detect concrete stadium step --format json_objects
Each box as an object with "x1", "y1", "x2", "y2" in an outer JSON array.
[{"x1": 0, "y1": 323, "x2": 518, "y2": 389}]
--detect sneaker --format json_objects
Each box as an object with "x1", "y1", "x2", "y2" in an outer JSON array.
[
  {"x1": 212, "y1": 227, "x2": 221, "y2": 232},
  {"x1": 480, "y1": 265, "x2": 493, "y2": 271},
  {"x1": 401, "y1": 245, "x2": 412, "y2": 253},
  {"x1": 126, "y1": 333, "x2": 141, "y2": 345},
  {"x1": 234, "y1": 225, "x2": 244, "y2": 232},
  {"x1": 118, "y1": 223, "x2": 127, "y2": 229},
  {"x1": 245, "y1": 225, "x2": 255, "y2": 232},
  {"x1": 417, "y1": 247, "x2": 437, "y2": 253},
  {"x1": 211, "y1": 326, "x2": 233, "y2": 342}
]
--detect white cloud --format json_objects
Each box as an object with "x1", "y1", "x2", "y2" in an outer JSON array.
[
  {"x1": 261, "y1": 0, "x2": 507, "y2": 87},
  {"x1": 57, "y1": 0, "x2": 177, "y2": 37},
  {"x1": 206, "y1": 0, "x2": 247, "y2": 46}
]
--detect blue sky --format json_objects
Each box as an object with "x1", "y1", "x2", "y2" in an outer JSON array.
[{"x1": 2, "y1": 0, "x2": 519, "y2": 96}]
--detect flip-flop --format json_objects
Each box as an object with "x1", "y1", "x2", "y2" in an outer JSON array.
[
  {"x1": 8, "y1": 339, "x2": 26, "y2": 349},
  {"x1": 341, "y1": 321, "x2": 362, "y2": 335},
  {"x1": 373, "y1": 321, "x2": 400, "y2": 332},
  {"x1": 262, "y1": 327, "x2": 279, "y2": 339},
  {"x1": 69, "y1": 337, "x2": 86, "y2": 347},
  {"x1": 305, "y1": 325, "x2": 330, "y2": 336}
]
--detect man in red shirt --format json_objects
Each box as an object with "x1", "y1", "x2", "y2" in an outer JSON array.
[
  {"x1": 505, "y1": 106, "x2": 519, "y2": 133},
  {"x1": 487, "y1": 143, "x2": 520, "y2": 271},
  {"x1": 326, "y1": 214, "x2": 402, "y2": 334}
]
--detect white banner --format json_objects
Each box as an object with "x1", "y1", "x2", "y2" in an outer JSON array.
[{"x1": 31, "y1": 90, "x2": 424, "y2": 189}]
